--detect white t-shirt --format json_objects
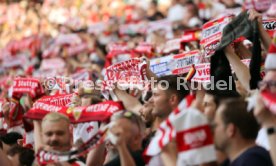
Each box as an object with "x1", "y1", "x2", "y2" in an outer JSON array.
[{"x1": 256, "y1": 128, "x2": 270, "y2": 150}]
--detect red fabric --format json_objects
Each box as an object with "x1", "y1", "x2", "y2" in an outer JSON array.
[
  {"x1": 24, "y1": 100, "x2": 124, "y2": 123},
  {"x1": 261, "y1": 90, "x2": 276, "y2": 115},
  {"x1": 176, "y1": 125, "x2": 213, "y2": 152},
  {"x1": 12, "y1": 77, "x2": 44, "y2": 99}
]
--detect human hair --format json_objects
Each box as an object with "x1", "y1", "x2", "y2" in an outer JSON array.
[
  {"x1": 7, "y1": 145, "x2": 35, "y2": 166},
  {"x1": 157, "y1": 75, "x2": 190, "y2": 102},
  {"x1": 112, "y1": 111, "x2": 145, "y2": 135},
  {"x1": 205, "y1": 84, "x2": 241, "y2": 107},
  {"x1": 42, "y1": 112, "x2": 70, "y2": 125},
  {"x1": 219, "y1": 99, "x2": 260, "y2": 140},
  {"x1": 0, "y1": 132, "x2": 22, "y2": 146}
]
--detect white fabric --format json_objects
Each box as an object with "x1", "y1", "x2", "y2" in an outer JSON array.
[
  {"x1": 7, "y1": 125, "x2": 25, "y2": 136},
  {"x1": 188, "y1": 17, "x2": 203, "y2": 28},
  {"x1": 25, "y1": 131, "x2": 34, "y2": 146},
  {"x1": 73, "y1": 121, "x2": 99, "y2": 144},
  {"x1": 256, "y1": 128, "x2": 270, "y2": 150},
  {"x1": 173, "y1": 108, "x2": 217, "y2": 165},
  {"x1": 265, "y1": 54, "x2": 276, "y2": 70},
  {"x1": 167, "y1": 4, "x2": 186, "y2": 22},
  {"x1": 146, "y1": 96, "x2": 216, "y2": 165},
  {"x1": 148, "y1": 154, "x2": 164, "y2": 166}
]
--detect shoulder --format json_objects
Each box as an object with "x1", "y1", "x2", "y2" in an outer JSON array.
[{"x1": 233, "y1": 146, "x2": 273, "y2": 166}]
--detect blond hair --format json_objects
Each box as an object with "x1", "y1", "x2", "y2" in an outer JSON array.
[{"x1": 42, "y1": 112, "x2": 70, "y2": 125}]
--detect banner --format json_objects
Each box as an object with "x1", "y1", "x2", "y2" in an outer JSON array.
[
  {"x1": 171, "y1": 50, "x2": 202, "y2": 75},
  {"x1": 150, "y1": 50, "x2": 202, "y2": 76},
  {"x1": 200, "y1": 15, "x2": 233, "y2": 57}
]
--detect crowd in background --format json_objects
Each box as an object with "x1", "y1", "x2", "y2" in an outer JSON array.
[{"x1": 0, "y1": 0, "x2": 276, "y2": 166}]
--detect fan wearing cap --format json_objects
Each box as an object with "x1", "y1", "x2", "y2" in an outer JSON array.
[{"x1": 254, "y1": 36, "x2": 276, "y2": 165}]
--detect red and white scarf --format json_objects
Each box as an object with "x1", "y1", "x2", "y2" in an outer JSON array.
[
  {"x1": 150, "y1": 50, "x2": 203, "y2": 76},
  {"x1": 11, "y1": 77, "x2": 45, "y2": 99},
  {"x1": 135, "y1": 42, "x2": 154, "y2": 58},
  {"x1": 144, "y1": 95, "x2": 216, "y2": 165},
  {"x1": 200, "y1": 15, "x2": 234, "y2": 57},
  {"x1": 105, "y1": 43, "x2": 135, "y2": 68},
  {"x1": 243, "y1": 0, "x2": 271, "y2": 12},
  {"x1": 24, "y1": 100, "x2": 124, "y2": 123},
  {"x1": 261, "y1": 90, "x2": 276, "y2": 115},
  {"x1": 262, "y1": 19, "x2": 276, "y2": 38},
  {"x1": 191, "y1": 63, "x2": 211, "y2": 83},
  {"x1": 163, "y1": 38, "x2": 182, "y2": 54},
  {"x1": 37, "y1": 129, "x2": 106, "y2": 165},
  {"x1": 103, "y1": 58, "x2": 147, "y2": 90}
]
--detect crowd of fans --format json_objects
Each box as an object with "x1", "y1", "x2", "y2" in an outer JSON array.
[{"x1": 0, "y1": 0, "x2": 276, "y2": 165}]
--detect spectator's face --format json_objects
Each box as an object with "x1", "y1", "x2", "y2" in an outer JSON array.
[
  {"x1": 213, "y1": 106, "x2": 229, "y2": 151},
  {"x1": 81, "y1": 95, "x2": 92, "y2": 106},
  {"x1": 42, "y1": 120, "x2": 71, "y2": 152},
  {"x1": 7, "y1": 153, "x2": 20, "y2": 166},
  {"x1": 150, "y1": 84, "x2": 172, "y2": 118},
  {"x1": 113, "y1": 118, "x2": 142, "y2": 150},
  {"x1": 140, "y1": 101, "x2": 154, "y2": 124},
  {"x1": 1, "y1": 142, "x2": 11, "y2": 154},
  {"x1": 260, "y1": 70, "x2": 276, "y2": 93},
  {"x1": 203, "y1": 94, "x2": 216, "y2": 122}
]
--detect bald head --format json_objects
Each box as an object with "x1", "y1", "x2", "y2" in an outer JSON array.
[
  {"x1": 41, "y1": 112, "x2": 71, "y2": 152},
  {"x1": 42, "y1": 112, "x2": 70, "y2": 125}
]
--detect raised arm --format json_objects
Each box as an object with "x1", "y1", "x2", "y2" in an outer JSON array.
[
  {"x1": 224, "y1": 45, "x2": 251, "y2": 92},
  {"x1": 33, "y1": 120, "x2": 43, "y2": 153},
  {"x1": 248, "y1": 9, "x2": 271, "y2": 52}
]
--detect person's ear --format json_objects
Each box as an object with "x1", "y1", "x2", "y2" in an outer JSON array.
[
  {"x1": 169, "y1": 94, "x2": 178, "y2": 107},
  {"x1": 226, "y1": 123, "x2": 236, "y2": 138}
]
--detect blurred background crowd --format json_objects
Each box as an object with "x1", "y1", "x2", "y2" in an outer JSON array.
[{"x1": 0, "y1": 0, "x2": 276, "y2": 166}]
